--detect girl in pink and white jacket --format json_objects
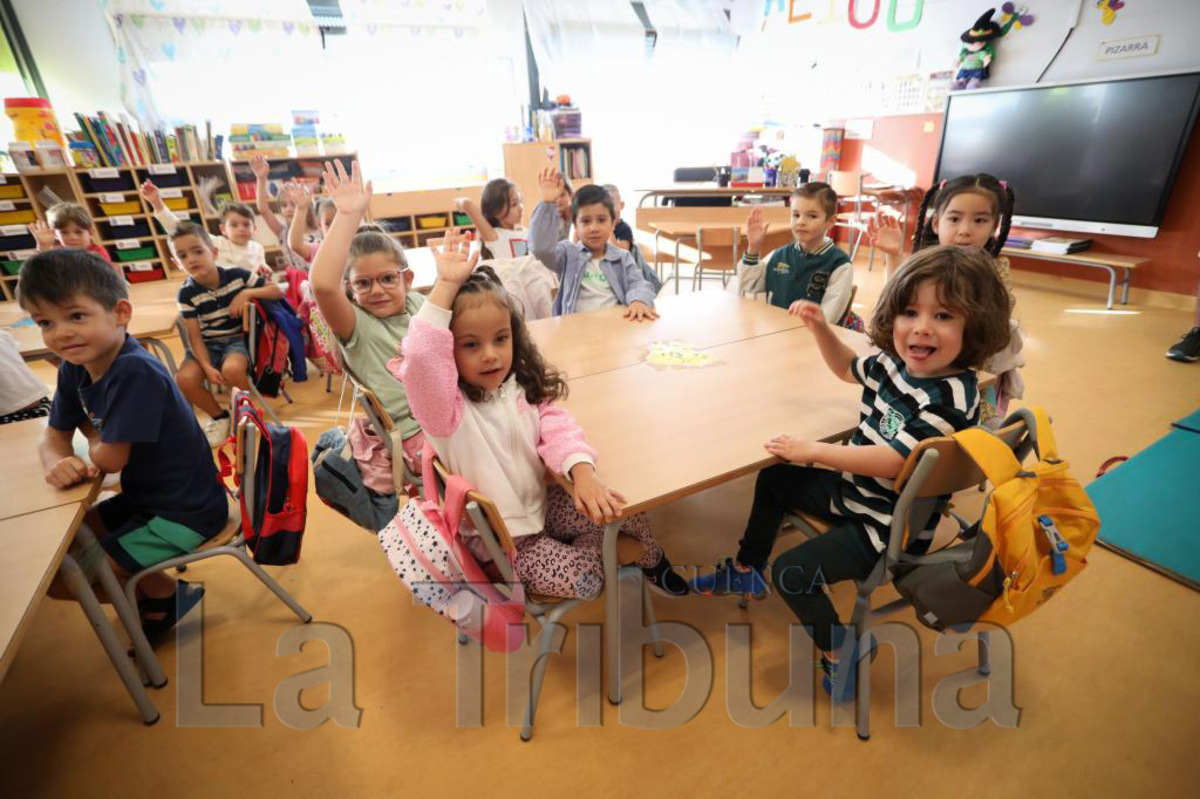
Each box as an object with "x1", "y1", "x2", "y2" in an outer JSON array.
[{"x1": 392, "y1": 229, "x2": 688, "y2": 599}]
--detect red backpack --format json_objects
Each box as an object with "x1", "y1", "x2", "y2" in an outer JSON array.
[
  {"x1": 247, "y1": 300, "x2": 290, "y2": 398},
  {"x1": 218, "y1": 393, "x2": 309, "y2": 565}
]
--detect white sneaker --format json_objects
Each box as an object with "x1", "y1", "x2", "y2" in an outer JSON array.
[{"x1": 204, "y1": 414, "x2": 231, "y2": 447}]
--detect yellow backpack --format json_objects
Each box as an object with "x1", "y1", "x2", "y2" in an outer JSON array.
[{"x1": 894, "y1": 407, "x2": 1100, "y2": 630}]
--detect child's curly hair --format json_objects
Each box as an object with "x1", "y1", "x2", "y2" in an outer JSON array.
[
  {"x1": 452, "y1": 265, "x2": 568, "y2": 405},
  {"x1": 869, "y1": 244, "x2": 1011, "y2": 370}
]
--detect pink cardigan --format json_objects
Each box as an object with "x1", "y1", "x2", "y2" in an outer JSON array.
[{"x1": 390, "y1": 302, "x2": 596, "y2": 537}]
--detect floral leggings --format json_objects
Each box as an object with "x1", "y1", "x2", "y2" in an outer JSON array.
[{"x1": 513, "y1": 485, "x2": 662, "y2": 600}]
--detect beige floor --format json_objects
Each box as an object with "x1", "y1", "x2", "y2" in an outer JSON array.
[{"x1": 2, "y1": 259, "x2": 1198, "y2": 797}]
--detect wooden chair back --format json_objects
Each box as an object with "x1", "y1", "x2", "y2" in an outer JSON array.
[
  {"x1": 696, "y1": 226, "x2": 741, "y2": 272},
  {"x1": 895, "y1": 418, "x2": 1032, "y2": 497}
]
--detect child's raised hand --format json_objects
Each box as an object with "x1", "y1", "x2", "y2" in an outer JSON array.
[
  {"x1": 537, "y1": 166, "x2": 563, "y2": 203},
  {"x1": 249, "y1": 153, "x2": 269, "y2": 180},
  {"x1": 323, "y1": 159, "x2": 372, "y2": 217},
  {"x1": 746, "y1": 207, "x2": 769, "y2": 254},
  {"x1": 569, "y1": 464, "x2": 625, "y2": 524},
  {"x1": 764, "y1": 434, "x2": 816, "y2": 465},
  {"x1": 28, "y1": 219, "x2": 57, "y2": 249},
  {"x1": 431, "y1": 227, "x2": 479, "y2": 286},
  {"x1": 866, "y1": 213, "x2": 902, "y2": 256},
  {"x1": 138, "y1": 180, "x2": 163, "y2": 210},
  {"x1": 622, "y1": 300, "x2": 659, "y2": 323},
  {"x1": 44, "y1": 455, "x2": 98, "y2": 489},
  {"x1": 790, "y1": 299, "x2": 827, "y2": 329}
]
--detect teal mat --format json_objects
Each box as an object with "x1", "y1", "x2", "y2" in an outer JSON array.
[
  {"x1": 1172, "y1": 408, "x2": 1200, "y2": 435},
  {"x1": 1086, "y1": 429, "x2": 1200, "y2": 590}
]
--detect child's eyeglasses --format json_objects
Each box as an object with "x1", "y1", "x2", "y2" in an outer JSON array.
[{"x1": 349, "y1": 271, "x2": 406, "y2": 294}]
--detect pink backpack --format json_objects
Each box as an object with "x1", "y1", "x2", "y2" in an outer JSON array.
[{"x1": 378, "y1": 445, "x2": 526, "y2": 653}]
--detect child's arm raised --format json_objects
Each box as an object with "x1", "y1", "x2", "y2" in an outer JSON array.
[
  {"x1": 286, "y1": 183, "x2": 317, "y2": 262},
  {"x1": 529, "y1": 167, "x2": 570, "y2": 276},
  {"x1": 867, "y1": 213, "x2": 903, "y2": 279},
  {"x1": 454, "y1": 197, "x2": 497, "y2": 243},
  {"x1": 310, "y1": 164, "x2": 369, "y2": 340},
  {"x1": 391, "y1": 228, "x2": 479, "y2": 438},
  {"x1": 250, "y1": 154, "x2": 283, "y2": 238},
  {"x1": 738, "y1": 207, "x2": 770, "y2": 296},
  {"x1": 28, "y1": 220, "x2": 58, "y2": 252},
  {"x1": 796, "y1": 301, "x2": 856, "y2": 383},
  {"x1": 139, "y1": 180, "x2": 180, "y2": 234}
]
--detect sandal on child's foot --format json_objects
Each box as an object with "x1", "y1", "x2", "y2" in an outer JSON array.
[{"x1": 139, "y1": 580, "x2": 205, "y2": 646}]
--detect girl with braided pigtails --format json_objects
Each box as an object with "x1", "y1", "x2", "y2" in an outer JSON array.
[{"x1": 868, "y1": 174, "x2": 1025, "y2": 423}]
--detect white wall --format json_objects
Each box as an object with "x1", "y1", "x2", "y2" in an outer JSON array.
[
  {"x1": 732, "y1": 0, "x2": 1200, "y2": 123},
  {"x1": 9, "y1": 0, "x2": 122, "y2": 124}
]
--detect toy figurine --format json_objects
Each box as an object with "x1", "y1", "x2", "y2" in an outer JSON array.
[{"x1": 953, "y1": 8, "x2": 1019, "y2": 90}]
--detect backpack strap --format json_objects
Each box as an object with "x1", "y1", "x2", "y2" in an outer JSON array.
[{"x1": 954, "y1": 427, "x2": 1024, "y2": 487}]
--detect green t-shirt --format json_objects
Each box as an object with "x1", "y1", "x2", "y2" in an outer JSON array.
[{"x1": 339, "y1": 293, "x2": 425, "y2": 439}]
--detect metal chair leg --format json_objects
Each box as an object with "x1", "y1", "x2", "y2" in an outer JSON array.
[
  {"x1": 521, "y1": 622, "x2": 563, "y2": 741},
  {"x1": 228, "y1": 546, "x2": 312, "y2": 622},
  {"x1": 642, "y1": 580, "x2": 664, "y2": 658}
]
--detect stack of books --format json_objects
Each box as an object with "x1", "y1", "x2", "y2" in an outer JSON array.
[
  {"x1": 68, "y1": 112, "x2": 219, "y2": 166},
  {"x1": 1005, "y1": 235, "x2": 1034, "y2": 250},
  {"x1": 1030, "y1": 236, "x2": 1093, "y2": 255},
  {"x1": 229, "y1": 124, "x2": 292, "y2": 161}
]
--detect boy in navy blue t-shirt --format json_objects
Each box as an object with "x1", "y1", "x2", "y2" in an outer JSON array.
[{"x1": 20, "y1": 249, "x2": 227, "y2": 642}]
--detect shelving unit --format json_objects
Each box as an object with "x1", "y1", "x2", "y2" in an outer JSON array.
[
  {"x1": 502, "y1": 138, "x2": 594, "y2": 225},
  {"x1": 0, "y1": 161, "x2": 246, "y2": 298},
  {"x1": 0, "y1": 172, "x2": 39, "y2": 300},
  {"x1": 368, "y1": 184, "x2": 483, "y2": 250}
]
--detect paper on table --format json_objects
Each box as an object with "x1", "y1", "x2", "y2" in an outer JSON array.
[{"x1": 644, "y1": 340, "x2": 717, "y2": 368}]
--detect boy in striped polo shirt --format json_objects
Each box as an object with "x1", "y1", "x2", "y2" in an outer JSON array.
[
  {"x1": 171, "y1": 221, "x2": 283, "y2": 445},
  {"x1": 692, "y1": 245, "x2": 1012, "y2": 702}
]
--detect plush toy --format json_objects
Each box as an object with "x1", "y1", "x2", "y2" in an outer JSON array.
[
  {"x1": 952, "y1": 8, "x2": 1020, "y2": 90},
  {"x1": 1097, "y1": 0, "x2": 1124, "y2": 26}
]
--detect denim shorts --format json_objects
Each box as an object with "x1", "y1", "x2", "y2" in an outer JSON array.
[{"x1": 189, "y1": 334, "x2": 249, "y2": 369}]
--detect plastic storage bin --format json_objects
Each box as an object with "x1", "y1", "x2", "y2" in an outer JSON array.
[
  {"x1": 101, "y1": 218, "x2": 152, "y2": 239},
  {"x1": 125, "y1": 266, "x2": 165, "y2": 283},
  {"x1": 416, "y1": 214, "x2": 448, "y2": 230},
  {"x1": 99, "y1": 200, "x2": 141, "y2": 216},
  {"x1": 0, "y1": 185, "x2": 26, "y2": 200},
  {"x1": 0, "y1": 209, "x2": 35, "y2": 224},
  {"x1": 0, "y1": 228, "x2": 35, "y2": 251},
  {"x1": 79, "y1": 170, "x2": 135, "y2": 193},
  {"x1": 2, "y1": 259, "x2": 22, "y2": 275},
  {"x1": 140, "y1": 168, "x2": 187, "y2": 188},
  {"x1": 115, "y1": 245, "x2": 157, "y2": 262},
  {"x1": 163, "y1": 197, "x2": 189, "y2": 211}
]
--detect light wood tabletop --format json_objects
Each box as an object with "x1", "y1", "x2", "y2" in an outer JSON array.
[
  {"x1": 0, "y1": 419, "x2": 94, "y2": 520},
  {"x1": 559, "y1": 324, "x2": 874, "y2": 515},
  {"x1": 0, "y1": 502, "x2": 91, "y2": 683},
  {"x1": 527, "y1": 291, "x2": 804, "y2": 380},
  {"x1": 648, "y1": 221, "x2": 743, "y2": 237},
  {"x1": 1, "y1": 277, "x2": 186, "y2": 358}
]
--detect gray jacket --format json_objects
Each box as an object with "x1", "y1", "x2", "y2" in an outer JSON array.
[{"x1": 529, "y1": 201, "x2": 658, "y2": 316}]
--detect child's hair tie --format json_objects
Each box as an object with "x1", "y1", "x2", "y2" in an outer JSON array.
[
  {"x1": 938, "y1": 180, "x2": 946, "y2": 190},
  {"x1": 1000, "y1": 179, "x2": 1009, "y2": 190}
]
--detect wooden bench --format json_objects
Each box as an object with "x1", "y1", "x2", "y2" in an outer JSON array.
[{"x1": 1002, "y1": 247, "x2": 1148, "y2": 309}]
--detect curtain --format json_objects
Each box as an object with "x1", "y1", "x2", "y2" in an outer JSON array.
[{"x1": 102, "y1": 0, "x2": 499, "y2": 186}]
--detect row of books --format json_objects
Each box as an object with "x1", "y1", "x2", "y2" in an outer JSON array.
[
  {"x1": 1006, "y1": 235, "x2": 1093, "y2": 255},
  {"x1": 71, "y1": 112, "x2": 221, "y2": 167},
  {"x1": 560, "y1": 145, "x2": 591, "y2": 180}
]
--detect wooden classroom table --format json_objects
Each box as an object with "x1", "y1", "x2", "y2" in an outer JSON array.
[
  {"x1": 548, "y1": 305, "x2": 877, "y2": 704},
  {"x1": 527, "y1": 291, "x2": 802, "y2": 379},
  {"x1": 637, "y1": 185, "x2": 796, "y2": 207},
  {"x1": 646, "y1": 220, "x2": 745, "y2": 294},
  {"x1": 0, "y1": 418, "x2": 162, "y2": 722},
  {"x1": 0, "y1": 419, "x2": 94, "y2": 520},
  {"x1": 1000, "y1": 247, "x2": 1147, "y2": 309},
  {"x1": 0, "y1": 277, "x2": 185, "y2": 360}
]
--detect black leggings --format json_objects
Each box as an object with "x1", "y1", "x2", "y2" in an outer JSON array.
[{"x1": 736, "y1": 464, "x2": 879, "y2": 653}]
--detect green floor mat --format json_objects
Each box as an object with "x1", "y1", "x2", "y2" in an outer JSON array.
[{"x1": 1086, "y1": 429, "x2": 1200, "y2": 591}]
